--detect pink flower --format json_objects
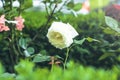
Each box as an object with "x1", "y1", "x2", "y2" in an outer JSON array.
[
  {"x1": 2, "y1": 26, "x2": 10, "y2": 31},
  {"x1": 15, "y1": 16, "x2": 25, "y2": 31},
  {"x1": 0, "y1": 25, "x2": 10, "y2": 32},
  {"x1": 0, "y1": 15, "x2": 10, "y2": 32},
  {"x1": 0, "y1": 15, "x2": 5, "y2": 24}
]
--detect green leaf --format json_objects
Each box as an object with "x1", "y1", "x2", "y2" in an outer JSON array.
[
  {"x1": 24, "y1": 47, "x2": 35, "y2": 57},
  {"x1": 21, "y1": 0, "x2": 32, "y2": 9},
  {"x1": 74, "y1": 38, "x2": 86, "y2": 45},
  {"x1": 26, "y1": 47, "x2": 35, "y2": 54},
  {"x1": 77, "y1": 48, "x2": 90, "y2": 54},
  {"x1": 0, "y1": 73, "x2": 15, "y2": 80},
  {"x1": 25, "y1": 38, "x2": 32, "y2": 43},
  {"x1": 55, "y1": 55, "x2": 64, "y2": 60},
  {"x1": 73, "y1": 3, "x2": 82, "y2": 11},
  {"x1": 99, "y1": 53, "x2": 115, "y2": 60},
  {"x1": 43, "y1": 0, "x2": 51, "y2": 3},
  {"x1": 117, "y1": 55, "x2": 120, "y2": 61},
  {"x1": 0, "y1": 64, "x2": 4, "y2": 74},
  {"x1": 15, "y1": 60, "x2": 34, "y2": 75},
  {"x1": 105, "y1": 16, "x2": 120, "y2": 33},
  {"x1": 67, "y1": 2, "x2": 74, "y2": 8},
  {"x1": 86, "y1": 37, "x2": 100, "y2": 42},
  {"x1": 33, "y1": 54, "x2": 51, "y2": 63},
  {"x1": 40, "y1": 50, "x2": 47, "y2": 55},
  {"x1": 103, "y1": 27, "x2": 116, "y2": 34},
  {"x1": 19, "y1": 38, "x2": 28, "y2": 49},
  {"x1": 54, "y1": 0, "x2": 62, "y2": 3}
]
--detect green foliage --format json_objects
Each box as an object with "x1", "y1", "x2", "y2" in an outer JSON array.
[
  {"x1": 0, "y1": 60, "x2": 119, "y2": 80},
  {"x1": 90, "y1": 0, "x2": 109, "y2": 10},
  {"x1": 21, "y1": 11, "x2": 120, "y2": 69},
  {"x1": 25, "y1": 47, "x2": 34, "y2": 55},
  {"x1": 0, "y1": 73, "x2": 15, "y2": 80},
  {"x1": 20, "y1": 0, "x2": 32, "y2": 10},
  {"x1": 57, "y1": 12, "x2": 120, "y2": 68},
  {"x1": 19, "y1": 38, "x2": 28, "y2": 49},
  {"x1": 15, "y1": 60, "x2": 34, "y2": 75},
  {"x1": 0, "y1": 0, "x2": 35, "y2": 73},
  {"x1": 73, "y1": 3, "x2": 82, "y2": 11},
  {"x1": 0, "y1": 63, "x2": 4, "y2": 74},
  {"x1": 74, "y1": 38, "x2": 86, "y2": 45},
  {"x1": 22, "y1": 11, "x2": 47, "y2": 29},
  {"x1": 19, "y1": 37, "x2": 35, "y2": 57},
  {"x1": 67, "y1": 1, "x2": 74, "y2": 9},
  {"x1": 0, "y1": 64, "x2": 15, "y2": 80},
  {"x1": 53, "y1": 0, "x2": 62, "y2": 3},
  {"x1": 33, "y1": 54, "x2": 51, "y2": 63},
  {"x1": 86, "y1": 37, "x2": 100, "y2": 43},
  {"x1": 67, "y1": 2, "x2": 82, "y2": 11},
  {"x1": 0, "y1": 0, "x2": 120, "y2": 75},
  {"x1": 98, "y1": 53, "x2": 115, "y2": 60},
  {"x1": 24, "y1": 47, "x2": 35, "y2": 57},
  {"x1": 74, "y1": 37, "x2": 100, "y2": 45},
  {"x1": 103, "y1": 27, "x2": 117, "y2": 35},
  {"x1": 105, "y1": 16, "x2": 120, "y2": 33}
]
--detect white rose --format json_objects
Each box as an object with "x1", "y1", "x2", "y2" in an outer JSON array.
[{"x1": 47, "y1": 22, "x2": 78, "y2": 49}]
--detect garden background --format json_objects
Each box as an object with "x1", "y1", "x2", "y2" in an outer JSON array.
[{"x1": 0, "y1": 0, "x2": 120, "y2": 80}]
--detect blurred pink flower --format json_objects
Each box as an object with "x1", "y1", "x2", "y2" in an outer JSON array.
[
  {"x1": 0, "y1": 15, "x2": 5, "y2": 24},
  {"x1": 15, "y1": 16, "x2": 25, "y2": 31},
  {"x1": 0, "y1": 25, "x2": 10, "y2": 32},
  {"x1": 0, "y1": 15, "x2": 10, "y2": 32}
]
